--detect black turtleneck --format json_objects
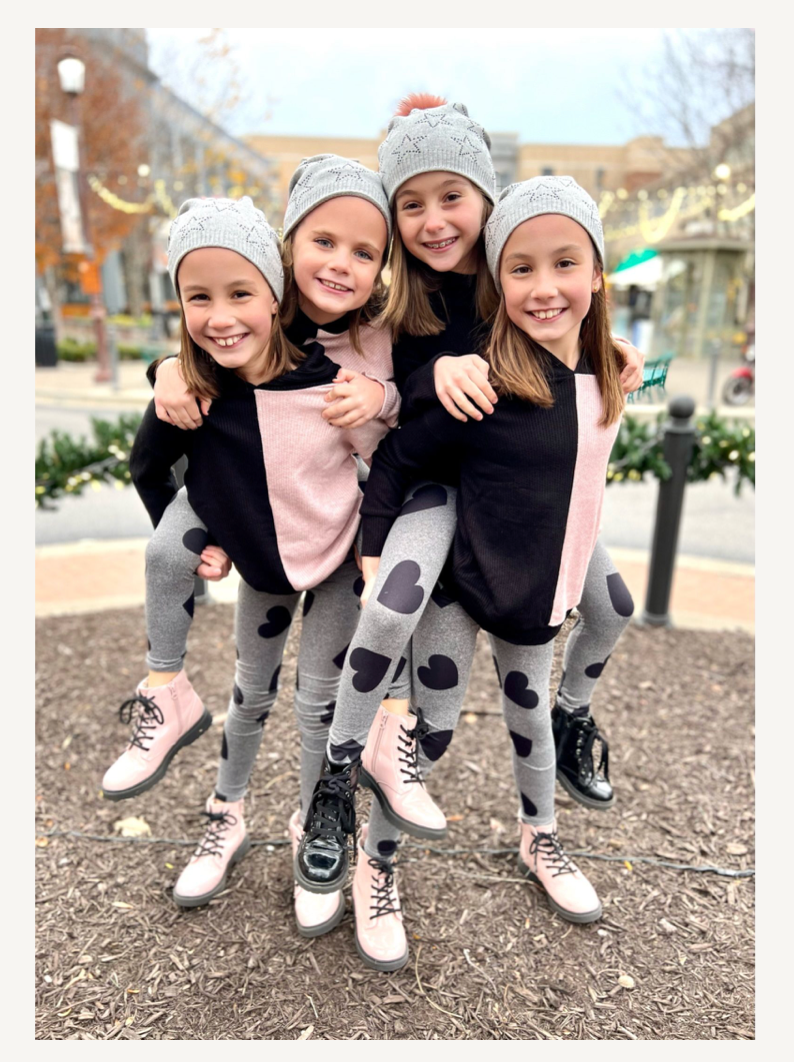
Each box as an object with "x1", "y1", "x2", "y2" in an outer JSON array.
[{"x1": 393, "y1": 268, "x2": 489, "y2": 423}]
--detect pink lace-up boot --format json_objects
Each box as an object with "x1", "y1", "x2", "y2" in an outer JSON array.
[
  {"x1": 288, "y1": 810, "x2": 345, "y2": 937},
  {"x1": 101, "y1": 671, "x2": 212, "y2": 801},
  {"x1": 359, "y1": 706, "x2": 446, "y2": 840},
  {"x1": 518, "y1": 820, "x2": 602, "y2": 923},
  {"x1": 173, "y1": 795, "x2": 250, "y2": 907},
  {"x1": 352, "y1": 825, "x2": 408, "y2": 972}
]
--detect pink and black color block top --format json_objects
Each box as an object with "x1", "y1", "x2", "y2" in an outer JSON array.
[
  {"x1": 131, "y1": 323, "x2": 398, "y2": 594},
  {"x1": 361, "y1": 349, "x2": 621, "y2": 644}
]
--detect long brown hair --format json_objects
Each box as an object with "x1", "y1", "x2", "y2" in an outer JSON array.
[
  {"x1": 176, "y1": 287, "x2": 304, "y2": 403},
  {"x1": 486, "y1": 282, "x2": 625, "y2": 427},
  {"x1": 278, "y1": 233, "x2": 387, "y2": 357},
  {"x1": 379, "y1": 194, "x2": 499, "y2": 340}
]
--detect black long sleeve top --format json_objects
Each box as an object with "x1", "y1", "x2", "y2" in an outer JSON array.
[
  {"x1": 131, "y1": 339, "x2": 394, "y2": 594},
  {"x1": 360, "y1": 350, "x2": 622, "y2": 645}
]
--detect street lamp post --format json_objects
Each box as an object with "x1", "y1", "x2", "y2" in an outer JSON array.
[{"x1": 57, "y1": 54, "x2": 112, "y2": 383}]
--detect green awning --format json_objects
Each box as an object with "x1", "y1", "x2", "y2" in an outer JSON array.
[{"x1": 612, "y1": 248, "x2": 658, "y2": 273}]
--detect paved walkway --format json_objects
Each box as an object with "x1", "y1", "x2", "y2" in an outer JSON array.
[{"x1": 35, "y1": 538, "x2": 754, "y2": 633}]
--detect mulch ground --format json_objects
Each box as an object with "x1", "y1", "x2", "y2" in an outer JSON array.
[{"x1": 35, "y1": 604, "x2": 755, "y2": 1040}]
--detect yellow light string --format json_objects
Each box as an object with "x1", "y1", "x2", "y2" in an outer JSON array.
[
  {"x1": 87, "y1": 175, "x2": 153, "y2": 214},
  {"x1": 153, "y1": 179, "x2": 179, "y2": 218},
  {"x1": 718, "y1": 193, "x2": 755, "y2": 222},
  {"x1": 598, "y1": 190, "x2": 615, "y2": 219},
  {"x1": 639, "y1": 187, "x2": 687, "y2": 244}
]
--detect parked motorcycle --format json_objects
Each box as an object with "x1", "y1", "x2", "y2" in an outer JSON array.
[{"x1": 722, "y1": 338, "x2": 755, "y2": 405}]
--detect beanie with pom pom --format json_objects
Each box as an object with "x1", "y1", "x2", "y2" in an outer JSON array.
[{"x1": 377, "y1": 98, "x2": 496, "y2": 205}]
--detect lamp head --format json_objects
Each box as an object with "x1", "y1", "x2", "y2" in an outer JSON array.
[{"x1": 57, "y1": 56, "x2": 85, "y2": 95}]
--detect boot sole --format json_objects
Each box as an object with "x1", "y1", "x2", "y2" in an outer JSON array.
[
  {"x1": 556, "y1": 769, "x2": 615, "y2": 810},
  {"x1": 353, "y1": 903, "x2": 409, "y2": 972},
  {"x1": 102, "y1": 707, "x2": 213, "y2": 801},
  {"x1": 172, "y1": 834, "x2": 251, "y2": 908},
  {"x1": 518, "y1": 857, "x2": 603, "y2": 924},
  {"x1": 293, "y1": 850, "x2": 349, "y2": 895},
  {"x1": 296, "y1": 892, "x2": 346, "y2": 938},
  {"x1": 359, "y1": 766, "x2": 447, "y2": 841}
]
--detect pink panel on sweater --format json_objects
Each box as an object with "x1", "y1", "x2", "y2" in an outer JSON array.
[
  {"x1": 549, "y1": 377, "x2": 621, "y2": 625},
  {"x1": 254, "y1": 387, "x2": 388, "y2": 591},
  {"x1": 317, "y1": 323, "x2": 401, "y2": 427}
]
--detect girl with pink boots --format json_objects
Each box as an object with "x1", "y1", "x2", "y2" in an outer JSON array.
[
  {"x1": 297, "y1": 98, "x2": 641, "y2": 970},
  {"x1": 104, "y1": 160, "x2": 401, "y2": 935},
  {"x1": 356, "y1": 175, "x2": 632, "y2": 924}
]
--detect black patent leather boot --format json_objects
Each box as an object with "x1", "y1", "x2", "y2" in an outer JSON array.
[
  {"x1": 294, "y1": 757, "x2": 359, "y2": 893},
  {"x1": 552, "y1": 705, "x2": 614, "y2": 810}
]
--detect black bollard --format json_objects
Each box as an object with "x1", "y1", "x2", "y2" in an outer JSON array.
[
  {"x1": 172, "y1": 455, "x2": 208, "y2": 604},
  {"x1": 640, "y1": 395, "x2": 697, "y2": 627}
]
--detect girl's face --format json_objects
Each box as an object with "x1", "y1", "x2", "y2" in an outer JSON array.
[
  {"x1": 394, "y1": 172, "x2": 485, "y2": 274},
  {"x1": 178, "y1": 248, "x2": 278, "y2": 385},
  {"x1": 291, "y1": 196, "x2": 388, "y2": 325},
  {"x1": 499, "y1": 214, "x2": 602, "y2": 364}
]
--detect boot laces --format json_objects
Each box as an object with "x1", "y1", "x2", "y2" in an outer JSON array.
[
  {"x1": 528, "y1": 829, "x2": 577, "y2": 878},
  {"x1": 572, "y1": 716, "x2": 609, "y2": 782},
  {"x1": 398, "y1": 707, "x2": 430, "y2": 786},
  {"x1": 118, "y1": 694, "x2": 165, "y2": 752},
  {"x1": 304, "y1": 767, "x2": 357, "y2": 853},
  {"x1": 193, "y1": 808, "x2": 238, "y2": 859},
  {"x1": 368, "y1": 857, "x2": 401, "y2": 919}
]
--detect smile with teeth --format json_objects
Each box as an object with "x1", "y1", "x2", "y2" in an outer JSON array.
[
  {"x1": 424, "y1": 236, "x2": 458, "y2": 250},
  {"x1": 210, "y1": 333, "x2": 248, "y2": 348},
  {"x1": 529, "y1": 308, "x2": 566, "y2": 321},
  {"x1": 318, "y1": 278, "x2": 352, "y2": 293}
]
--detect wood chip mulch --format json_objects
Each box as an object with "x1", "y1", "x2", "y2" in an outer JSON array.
[{"x1": 36, "y1": 604, "x2": 754, "y2": 1040}]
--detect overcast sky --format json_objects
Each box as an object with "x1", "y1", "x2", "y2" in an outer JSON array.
[{"x1": 147, "y1": 28, "x2": 682, "y2": 146}]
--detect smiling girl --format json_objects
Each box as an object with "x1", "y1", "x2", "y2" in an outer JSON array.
[
  {"x1": 103, "y1": 181, "x2": 397, "y2": 934},
  {"x1": 295, "y1": 99, "x2": 640, "y2": 971},
  {"x1": 351, "y1": 175, "x2": 633, "y2": 925}
]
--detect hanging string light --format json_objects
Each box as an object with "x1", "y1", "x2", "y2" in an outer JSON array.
[
  {"x1": 718, "y1": 193, "x2": 755, "y2": 222},
  {"x1": 87, "y1": 175, "x2": 153, "y2": 214}
]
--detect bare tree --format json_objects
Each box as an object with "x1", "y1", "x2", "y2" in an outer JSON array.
[
  {"x1": 622, "y1": 29, "x2": 755, "y2": 184},
  {"x1": 147, "y1": 29, "x2": 277, "y2": 135}
]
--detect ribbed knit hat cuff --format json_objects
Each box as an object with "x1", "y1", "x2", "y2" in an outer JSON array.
[
  {"x1": 283, "y1": 189, "x2": 391, "y2": 242},
  {"x1": 485, "y1": 177, "x2": 605, "y2": 290},
  {"x1": 167, "y1": 197, "x2": 284, "y2": 303},
  {"x1": 282, "y1": 154, "x2": 392, "y2": 242},
  {"x1": 378, "y1": 102, "x2": 496, "y2": 206},
  {"x1": 382, "y1": 157, "x2": 496, "y2": 205}
]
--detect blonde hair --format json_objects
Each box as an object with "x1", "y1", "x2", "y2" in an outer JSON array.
[
  {"x1": 176, "y1": 285, "x2": 304, "y2": 403},
  {"x1": 278, "y1": 232, "x2": 387, "y2": 357},
  {"x1": 486, "y1": 283, "x2": 625, "y2": 427},
  {"x1": 379, "y1": 194, "x2": 499, "y2": 340}
]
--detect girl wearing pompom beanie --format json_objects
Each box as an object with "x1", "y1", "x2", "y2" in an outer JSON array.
[
  {"x1": 102, "y1": 178, "x2": 396, "y2": 936},
  {"x1": 354, "y1": 175, "x2": 634, "y2": 924},
  {"x1": 297, "y1": 99, "x2": 641, "y2": 967}
]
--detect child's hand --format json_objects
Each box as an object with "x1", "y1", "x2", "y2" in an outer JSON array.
[
  {"x1": 613, "y1": 338, "x2": 645, "y2": 395},
  {"x1": 360, "y1": 556, "x2": 381, "y2": 609},
  {"x1": 322, "y1": 368, "x2": 385, "y2": 428},
  {"x1": 196, "y1": 546, "x2": 232, "y2": 581},
  {"x1": 154, "y1": 357, "x2": 211, "y2": 430},
  {"x1": 433, "y1": 354, "x2": 498, "y2": 422}
]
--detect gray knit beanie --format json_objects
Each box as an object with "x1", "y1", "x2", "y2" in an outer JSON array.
[
  {"x1": 485, "y1": 176, "x2": 605, "y2": 290},
  {"x1": 282, "y1": 154, "x2": 391, "y2": 242},
  {"x1": 378, "y1": 101, "x2": 496, "y2": 205},
  {"x1": 167, "y1": 196, "x2": 284, "y2": 303}
]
